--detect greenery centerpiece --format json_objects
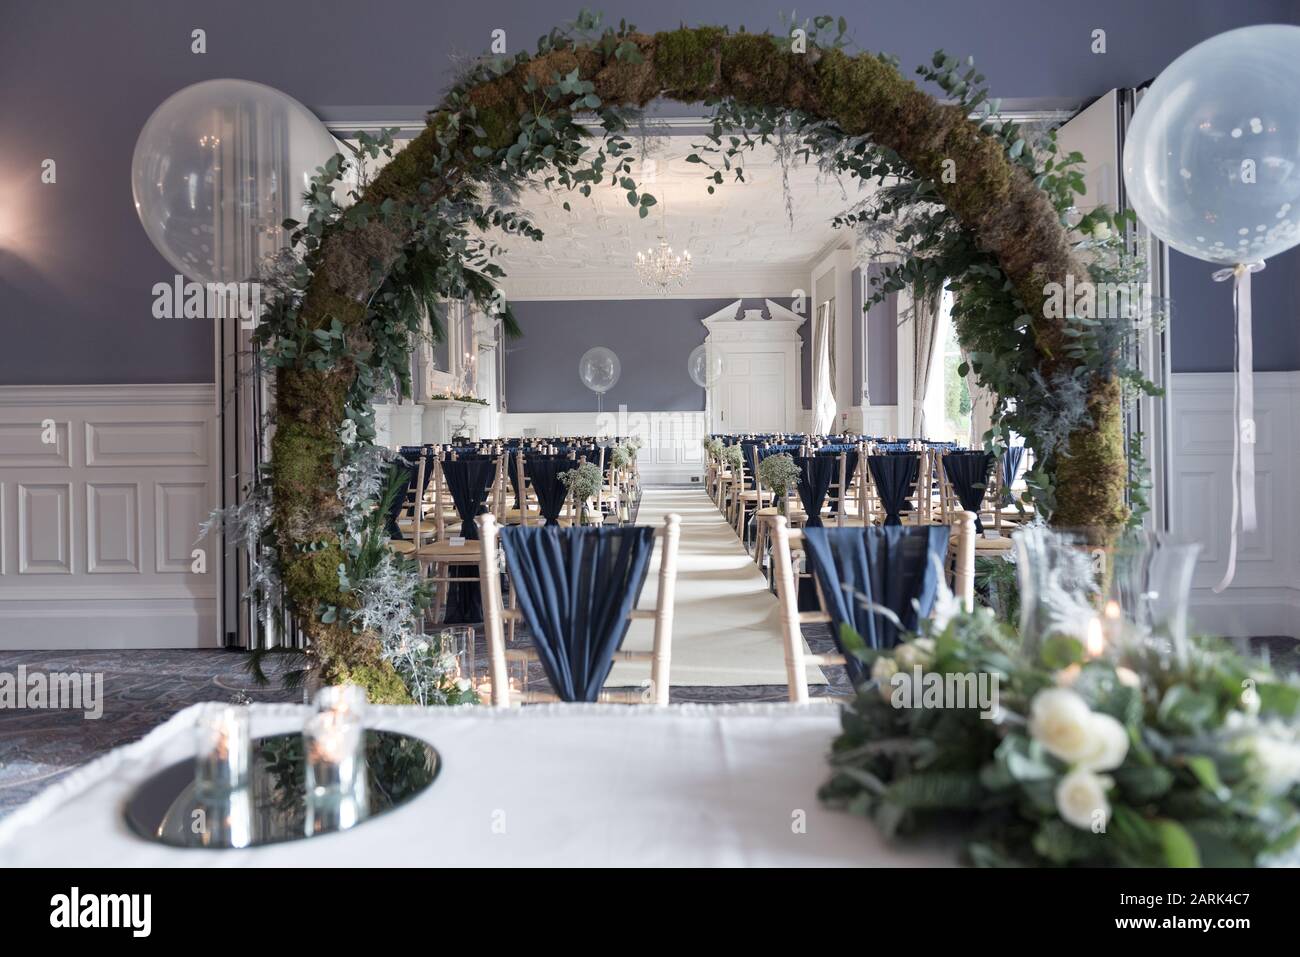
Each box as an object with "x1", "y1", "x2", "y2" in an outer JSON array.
[
  {"x1": 822, "y1": 601, "x2": 1300, "y2": 867},
  {"x1": 428, "y1": 392, "x2": 489, "y2": 406},
  {"x1": 560, "y1": 461, "x2": 604, "y2": 524},
  {"x1": 758, "y1": 452, "x2": 801, "y2": 516},
  {"x1": 720, "y1": 444, "x2": 744, "y2": 476}
]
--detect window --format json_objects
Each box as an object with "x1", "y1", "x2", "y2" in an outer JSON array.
[
  {"x1": 919, "y1": 287, "x2": 971, "y2": 443},
  {"x1": 941, "y1": 313, "x2": 972, "y2": 442}
]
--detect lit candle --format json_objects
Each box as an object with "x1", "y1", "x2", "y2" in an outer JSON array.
[
  {"x1": 1102, "y1": 599, "x2": 1122, "y2": 643},
  {"x1": 304, "y1": 710, "x2": 363, "y2": 798},
  {"x1": 194, "y1": 705, "x2": 250, "y2": 796},
  {"x1": 1085, "y1": 615, "x2": 1105, "y2": 659}
]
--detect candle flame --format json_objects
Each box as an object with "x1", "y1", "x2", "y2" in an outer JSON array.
[{"x1": 1085, "y1": 616, "x2": 1105, "y2": 658}]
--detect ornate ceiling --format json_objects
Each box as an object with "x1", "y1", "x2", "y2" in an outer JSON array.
[
  {"x1": 347, "y1": 130, "x2": 874, "y2": 299},
  {"x1": 489, "y1": 132, "x2": 873, "y2": 299}
]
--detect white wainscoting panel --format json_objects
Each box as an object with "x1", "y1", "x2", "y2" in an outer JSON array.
[
  {"x1": 499, "y1": 410, "x2": 708, "y2": 485},
  {"x1": 1168, "y1": 372, "x2": 1300, "y2": 638},
  {"x1": 845, "y1": 405, "x2": 900, "y2": 436},
  {"x1": 0, "y1": 384, "x2": 218, "y2": 649}
]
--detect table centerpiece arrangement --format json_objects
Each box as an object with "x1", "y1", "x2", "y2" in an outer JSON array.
[{"x1": 821, "y1": 528, "x2": 1300, "y2": 867}]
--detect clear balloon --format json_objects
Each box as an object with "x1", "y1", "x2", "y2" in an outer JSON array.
[
  {"x1": 578, "y1": 347, "x2": 621, "y2": 394},
  {"x1": 1122, "y1": 25, "x2": 1300, "y2": 265},
  {"x1": 687, "y1": 344, "x2": 723, "y2": 387},
  {"x1": 131, "y1": 79, "x2": 341, "y2": 283}
]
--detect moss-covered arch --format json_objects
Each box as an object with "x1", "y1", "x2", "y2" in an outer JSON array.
[{"x1": 279, "y1": 25, "x2": 1125, "y2": 686}]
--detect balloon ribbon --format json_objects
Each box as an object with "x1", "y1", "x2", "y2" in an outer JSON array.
[{"x1": 1211, "y1": 261, "x2": 1264, "y2": 593}]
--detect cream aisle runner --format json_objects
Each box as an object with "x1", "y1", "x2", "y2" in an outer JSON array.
[{"x1": 606, "y1": 486, "x2": 827, "y2": 688}]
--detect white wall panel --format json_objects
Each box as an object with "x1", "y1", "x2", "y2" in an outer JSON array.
[
  {"x1": 18, "y1": 483, "x2": 72, "y2": 575},
  {"x1": 1168, "y1": 372, "x2": 1300, "y2": 638},
  {"x1": 497, "y1": 410, "x2": 709, "y2": 485},
  {"x1": 86, "y1": 482, "x2": 140, "y2": 574},
  {"x1": 0, "y1": 384, "x2": 218, "y2": 648}
]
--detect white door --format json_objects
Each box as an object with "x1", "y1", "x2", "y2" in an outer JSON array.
[{"x1": 715, "y1": 354, "x2": 786, "y2": 433}]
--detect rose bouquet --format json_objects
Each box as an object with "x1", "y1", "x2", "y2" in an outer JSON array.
[{"x1": 822, "y1": 605, "x2": 1300, "y2": 867}]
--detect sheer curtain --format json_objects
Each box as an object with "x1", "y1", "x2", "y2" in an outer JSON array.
[
  {"x1": 812, "y1": 299, "x2": 837, "y2": 434},
  {"x1": 910, "y1": 288, "x2": 941, "y2": 437}
]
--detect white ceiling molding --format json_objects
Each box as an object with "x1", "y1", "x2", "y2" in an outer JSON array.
[{"x1": 501, "y1": 265, "x2": 808, "y2": 301}]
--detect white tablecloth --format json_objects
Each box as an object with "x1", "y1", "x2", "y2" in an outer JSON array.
[{"x1": 0, "y1": 702, "x2": 954, "y2": 867}]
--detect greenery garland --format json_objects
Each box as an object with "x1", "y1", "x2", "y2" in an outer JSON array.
[{"x1": 253, "y1": 11, "x2": 1145, "y2": 697}]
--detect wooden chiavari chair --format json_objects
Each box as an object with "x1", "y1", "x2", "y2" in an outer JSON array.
[
  {"x1": 477, "y1": 512, "x2": 681, "y2": 706},
  {"x1": 730, "y1": 445, "x2": 775, "y2": 540},
  {"x1": 770, "y1": 510, "x2": 977, "y2": 703}
]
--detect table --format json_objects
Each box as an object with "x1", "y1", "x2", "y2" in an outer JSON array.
[{"x1": 0, "y1": 702, "x2": 954, "y2": 867}]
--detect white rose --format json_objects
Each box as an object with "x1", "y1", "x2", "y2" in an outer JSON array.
[
  {"x1": 1248, "y1": 725, "x2": 1300, "y2": 796},
  {"x1": 456, "y1": 678, "x2": 471, "y2": 693},
  {"x1": 412, "y1": 639, "x2": 429, "y2": 654},
  {"x1": 1029, "y1": 688, "x2": 1096, "y2": 764},
  {"x1": 1055, "y1": 768, "x2": 1112, "y2": 831},
  {"x1": 871, "y1": 657, "x2": 899, "y2": 702},
  {"x1": 894, "y1": 639, "x2": 933, "y2": 672},
  {"x1": 1115, "y1": 667, "x2": 1141, "y2": 689},
  {"x1": 1075, "y1": 713, "x2": 1130, "y2": 772}
]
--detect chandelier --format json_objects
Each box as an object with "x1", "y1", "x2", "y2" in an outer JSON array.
[{"x1": 634, "y1": 237, "x2": 693, "y2": 291}]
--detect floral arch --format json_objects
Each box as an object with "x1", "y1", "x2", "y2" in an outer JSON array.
[{"x1": 253, "y1": 15, "x2": 1137, "y2": 698}]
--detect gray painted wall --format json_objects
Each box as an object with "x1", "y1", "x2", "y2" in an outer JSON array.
[
  {"x1": 2, "y1": 0, "x2": 1298, "y2": 385},
  {"x1": 505, "y1": 298, "x2": 795, "y2": 412},
  {"x1": 1169, "y1": 246, "x2": 1300, "y2": 372}
]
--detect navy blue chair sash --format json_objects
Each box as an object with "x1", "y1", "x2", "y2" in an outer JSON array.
[
  {"x1": 384, "y1": 457, "x2": 420, "y2": 540},
  {"x1": 525, "y1": 456, "x2": 572, "y2": 526},
  {"x1": 1001, "y1": 446, "x2": 1026, "y2": 505},
  {"x1": 498, "y1": 525, "x2": 657, "y2": 702},
  {"x1": 802, "y1": 525, "x2": 951, "y2": 685},
  {"x1": 867, "y1": 453, "x2": 920, "y2": 526},
  {"x1": 942, "y1": 451, "x2": 994, "y2": 533},
  {"x1": 794, "y1": 454, "x2": 837, "y2": 528},
  {"x1": 441, "y1": 457, "x2": 497, "y2": 624}
]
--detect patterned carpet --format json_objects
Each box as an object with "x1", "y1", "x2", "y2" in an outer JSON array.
[{"x1": 2, "y1": 634, "x2": 1294, "y2": 820}]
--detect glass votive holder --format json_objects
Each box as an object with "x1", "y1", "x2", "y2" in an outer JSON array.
[
  {"x1": 436, "y1": 626, "x2": 474, "y2": 680},
  {"x1": 303, "y1": 710, "x2": 364, "y2": 799},
  {"x1": 305, "y1": 791, "x2": 366, "y2": 836},
  {"x1": 472, "y1": 655, "x2": 529, "y2": 705},
  {"x1": 193, "y1": 704, "x2": 250, "y2": 797},
  {"x1": 509, "y1": 655, "x2": 530, "y2": 703},
  {"x1": 312, "y1": 683, "x2": 368, "y2": 723},
  {"x1": 194, "y1": 789, "x2": 253, "y2": 849}
]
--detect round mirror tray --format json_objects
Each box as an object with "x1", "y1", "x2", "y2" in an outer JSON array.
[{"x1": 124, "y1": 730, "x2": 439, "y2": 849}]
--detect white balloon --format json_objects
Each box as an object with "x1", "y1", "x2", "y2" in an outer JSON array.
[
  {"x1": 578, "y1": 347, "x2": 620, "y2": 394},
  {"x1": 1123, "y1": 25, "x2": 1300, "y2": 265},
  {"x1": 687, "y1": 344, "x2": 723, "y2": 387},
  {"x1": 131, "y1": 79, "x2": 341, "y2": 283}
]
